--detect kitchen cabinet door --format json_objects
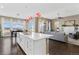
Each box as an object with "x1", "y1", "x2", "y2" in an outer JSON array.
[
  {"x1": 27, "y1": 38, "x2": 33, "y2": 55},
  {"x1": 17, "y1": 33, "x2": 19, "y2": 43},
  {"x1": 22, "y1": 37, "x2": 33, "y2": 55}
]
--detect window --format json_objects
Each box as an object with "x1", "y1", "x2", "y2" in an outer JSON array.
[{"x1": 3, "y1": 21, "x2": 12, "y2": 29}]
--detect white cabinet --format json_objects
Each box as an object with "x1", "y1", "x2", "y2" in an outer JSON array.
[
  {"x1": 33, "y1": 39, "x2": 47, "y2": 54},
  {"x1": 22, "y1": 38, "x2": 34, "y2": 54},
  {"x1": 17, "y1": 32, "x2": 52, "y2": 55},
  {"x1": 17, "y1": 33, "x2": 34, "y2": 55},
  {"x1": 27, "y1": 38, "x2": 33, "y2": 54}
]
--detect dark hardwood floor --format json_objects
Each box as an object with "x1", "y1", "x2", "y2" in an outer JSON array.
[
  {"x1": 0, "y1": 37, "x2": 25, "y2": 55},
  {"x1": 49, "y1": 39, "x2": 79, "y2": 55},
  {"x1": 0, "y1": 37, "x2": 79, "y2": 55}
]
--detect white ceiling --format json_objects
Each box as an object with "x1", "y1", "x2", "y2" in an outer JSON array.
[{"x1": 0, "y1": 3, "x2": 79, "y2": 19}]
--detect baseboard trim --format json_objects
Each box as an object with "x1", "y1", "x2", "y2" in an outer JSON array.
[{"x1": 17, "y1": 43, "x2": 26, "y2": 55}]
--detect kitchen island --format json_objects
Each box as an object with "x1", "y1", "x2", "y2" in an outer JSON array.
[{"x1": 17, "y1": 32, "x2": 53, "y2": 55}]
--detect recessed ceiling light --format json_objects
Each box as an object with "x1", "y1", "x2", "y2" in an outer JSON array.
[
  {"x1": 16, "y1": 13, "x2": 20, "y2": 16},
  {"x1": 25, "y1": 5, "x2": 28, "y2": 8},
  {"x1": 0, "y1": 5, "x2": 4, "y2": 9}
]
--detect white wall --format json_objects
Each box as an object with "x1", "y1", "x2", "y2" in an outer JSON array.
[{"x1": 63, "y1": 26, "x2": 75, "y2": 34}]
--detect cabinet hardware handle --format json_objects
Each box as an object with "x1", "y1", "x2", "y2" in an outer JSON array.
[{"x1": 27, "y1": 41, "x2": 28, "y2": 48}]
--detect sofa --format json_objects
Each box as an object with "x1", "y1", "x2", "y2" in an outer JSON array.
[{"x1": 44, "y1": 31, "x2": 67, "y2": 42}]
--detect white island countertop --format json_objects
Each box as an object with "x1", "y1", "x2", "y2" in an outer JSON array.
[{"x1": 19, "y1": 32, "x2": 53, "y2": 40}]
